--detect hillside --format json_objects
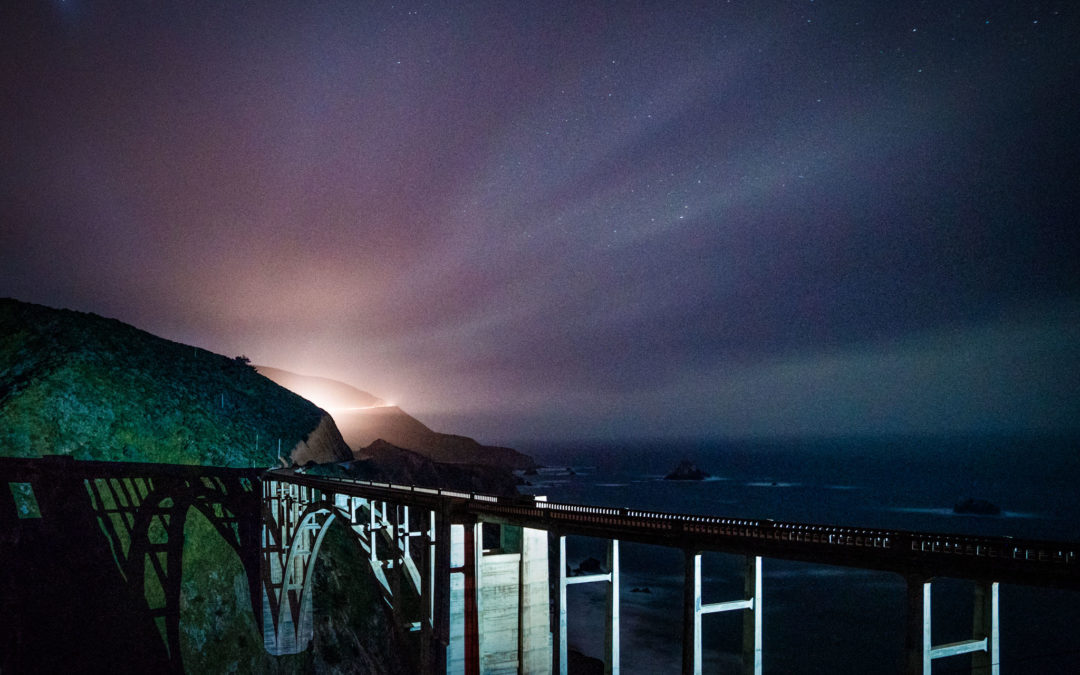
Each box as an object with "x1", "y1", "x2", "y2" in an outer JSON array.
[
  {"x1": 0, "y1": 298, "x2": 351, "y2": 466},
  {"x1": 257, "y1": 366, "x2": 535, "y2": 470},
  {"x1": 340, "y1": 405, "x2": 534, "y2": 469}
]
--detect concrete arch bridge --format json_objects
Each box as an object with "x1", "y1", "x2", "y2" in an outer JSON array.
[{"x1": 263, "y1": 468, "x2": 1080, "y2": 675}]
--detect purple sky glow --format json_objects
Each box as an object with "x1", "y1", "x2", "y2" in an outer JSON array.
[{"x1": 3, "y1": 1, "x2": 1078, "y2": 443}]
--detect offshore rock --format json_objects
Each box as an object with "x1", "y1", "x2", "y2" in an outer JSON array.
[
  {"x1": 953, "y1": 497, "x2": 1001, "y2": 515},
  {"x1": 573, "y1": 557, "x2": 605, "y2": 575},
  {"x1": 664, "y1": 459, "x2": 710, "y2": 481}
]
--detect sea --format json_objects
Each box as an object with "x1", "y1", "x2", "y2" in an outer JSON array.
[{"x1": 512, "y1": 435, "x2": 1080, "y2": 674}]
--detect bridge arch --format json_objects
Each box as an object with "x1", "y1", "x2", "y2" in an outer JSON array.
[
  {"x1": 261, "y1": 487, "x2": 433, "y2": 657},
  {"x1": 275, "y1": 503, "x2": 339, "y2": 638},
  {"x1": 85, "y1": 471, "x2": 260, "y2": 669}
]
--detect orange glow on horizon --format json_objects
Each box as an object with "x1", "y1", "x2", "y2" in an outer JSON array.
[{"x1": 326, "y1": 403, "x2": 396, "y2": 412}]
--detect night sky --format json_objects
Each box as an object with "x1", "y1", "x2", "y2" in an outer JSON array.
[{"x1": 2, "y1": 1, "x2": 1078, "y2": 443}]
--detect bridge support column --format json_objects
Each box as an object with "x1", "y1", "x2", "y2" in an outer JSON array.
[
  {"x1": 419, "y1": 510, "x2": 436, "y2": 672},
  {"x1": 556, "y1": 537, "x2": 620, "y2": 675},
  {"x1": 905, "y1": 576, "x2": 999, "y2": 675},
  {"x1": 682, "y1": 551, "x2": 700, "y2": 674},
  {"x1": 743, "y1": 555, "x2": 762, "y2": 674},
  {"x1": 448, "y1": 521, "x2": 482, "y2": 675},
  {"x1": 682, "y1": 553, "x2": 762, "y2": 675},
  {"x1": 518, "y1": 527, "x2": 552, "y2": 674},
  {"x1": 556, "y1": 535, "x2": 568, "y2": 675},
  {"x1": 972, "y1": 580, "x2": 1000, "y2": 674},
  {"x1": 604, "y1": 539, "x2": 620, "y2": 675},
  {"x1": 464, "y1": 521, "x2": 481, "y2": 675},
  {"x1": 369, "y1": 500, "x2": 379, "y2": 564},
  {"x1": 430, "y1": 509, "x2": 452, "y2": 674},
  {"x1": 389, "y1": 504, "x2": 402, "y2": 615}
]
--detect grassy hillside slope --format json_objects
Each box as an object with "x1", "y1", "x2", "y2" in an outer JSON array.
[{"x1": 0, "y1": 298, "x2": 350, "y2": 465}]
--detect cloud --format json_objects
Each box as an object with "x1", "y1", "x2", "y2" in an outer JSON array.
[
  {"x1": 2, "y1": 1, "x2": 1078, "y2": 442},
  {"x1": 602, "y1": 302, "x2": 1080, "y2": 440}
]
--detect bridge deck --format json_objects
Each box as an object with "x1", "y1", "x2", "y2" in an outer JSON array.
[{"x1": 266, "y1": 469, "x2": 1080, "y2": 590}]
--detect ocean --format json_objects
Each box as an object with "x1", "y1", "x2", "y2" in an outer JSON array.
[{"x1": 513, "y1": 436, "x2": 1080, "y2": 674}]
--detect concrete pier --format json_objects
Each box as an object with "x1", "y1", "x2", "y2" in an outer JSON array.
[
  {"x1": 446, "y1": 522, "x2": 551, "y2": 674},
  {"x1": 682, "y1": 553, "x2": 762, "y2": 675},
  {"x1": 556, "y1": 536, "x2": 620, "y2": 675},
  {"x1": 905, "y1": 576, "x2": 999, "y2": 675}
]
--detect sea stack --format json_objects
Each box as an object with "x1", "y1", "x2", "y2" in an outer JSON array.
[
  {"x1": 664, "y1": 459, "x2": 710, "y2": 481},
  {"x1": 953, "y1": 498, "x2": 1001, "y2": 515}
]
